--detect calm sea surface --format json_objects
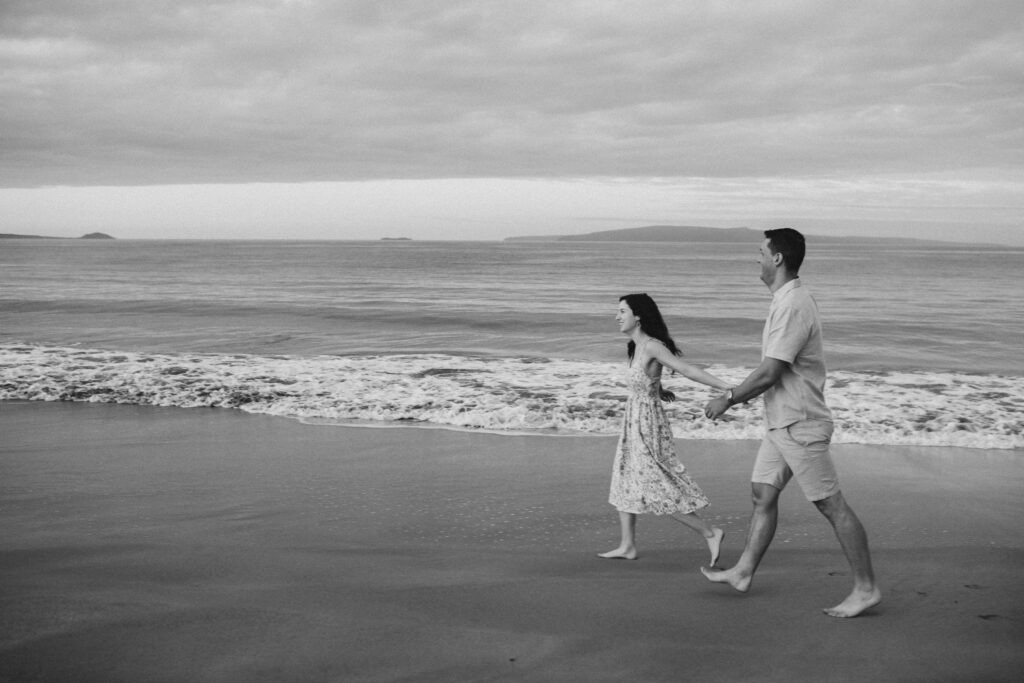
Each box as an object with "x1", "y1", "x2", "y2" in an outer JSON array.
[{"x1": 2, "y1": 239, "x2": 1022, "y2": 448}]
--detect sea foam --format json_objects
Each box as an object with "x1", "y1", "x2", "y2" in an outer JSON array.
[{"x1": 1, "y1": 344, "x2": 1021, "y2": 449}]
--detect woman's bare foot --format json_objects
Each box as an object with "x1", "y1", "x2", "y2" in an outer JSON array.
[
  {"x1": 705, "y1": 527, "x2": 724, "y2": 566},
  {"x1": 598, "y1": 545, "x2": 637, "y2": 560},
  {"x1": 700, "y1": 565, "x2": 752, "y2": 592},
  {"x1": 823, "y1": 586, "x2": 882, "y2": 618}
]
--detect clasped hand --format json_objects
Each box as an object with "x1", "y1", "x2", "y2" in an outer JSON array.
[{"x1": 704, "y1": 395, "x2": 731, "y2": 420}]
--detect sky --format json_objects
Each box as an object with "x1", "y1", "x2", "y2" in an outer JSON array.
[{"x1": 1, "y1": 0, "x2": 1022, "y2": 244}]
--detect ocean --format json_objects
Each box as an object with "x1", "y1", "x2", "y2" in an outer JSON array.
[{"x1": 2, "y1": 238, "x2": 1022, "y2": 449}]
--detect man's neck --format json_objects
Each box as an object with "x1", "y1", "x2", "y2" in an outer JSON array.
[{"x1": 767, "y1": 272, "x2": 799, "y2": 295}]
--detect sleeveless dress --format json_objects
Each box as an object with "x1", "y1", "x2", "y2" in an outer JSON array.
[{"x1": 608, "y1": 342, "x2": 710, "y2": 515}]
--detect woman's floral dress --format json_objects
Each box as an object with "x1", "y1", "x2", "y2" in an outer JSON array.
[{"x1": 608, "y1": 343, "x2": 710, "y2": 515}]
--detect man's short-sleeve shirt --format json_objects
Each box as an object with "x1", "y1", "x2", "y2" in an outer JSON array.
[{"x1": 761, "y1": 279, "x2": 832, "y2": 429}]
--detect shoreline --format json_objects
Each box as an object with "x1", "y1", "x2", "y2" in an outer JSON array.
[
  {"x1": 3, "y1": 344, "x2": 1022, "y2": 449},
  {"x1": 296, "y1": 413, "x2": 1024, "y2": 451},
  {"x1": 2, "y1": 401, "x2": 1022, "y2": 681}
]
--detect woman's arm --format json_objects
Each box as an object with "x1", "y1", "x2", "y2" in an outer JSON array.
[{"x1": 648, "y1": 342, "x2": 731, "y2": 390}]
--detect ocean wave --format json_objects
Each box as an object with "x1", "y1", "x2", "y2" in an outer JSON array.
[{"x1": 1, "y1": 344, "x2": 1021, "y2": 450}]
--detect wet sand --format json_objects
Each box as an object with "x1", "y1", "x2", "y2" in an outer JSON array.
[{"x1": 1, "y1": 400, "x2": 1022, "y2": 682}]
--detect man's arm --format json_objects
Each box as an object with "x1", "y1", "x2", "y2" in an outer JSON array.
[{"x1": 704, "y1": 356, "x2": 788, "y2": 420}]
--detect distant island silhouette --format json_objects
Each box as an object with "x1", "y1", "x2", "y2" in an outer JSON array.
[
  {"x1": 0, "y1": 232, "x2": 115, "y2": 240},
  {"x1": 505, "y1": 225, "x2": 995, "y2": 247}
]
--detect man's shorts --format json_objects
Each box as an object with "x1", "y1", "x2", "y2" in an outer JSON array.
[{"x1": 752, "y1": 419, "x2": 839, "y2": 501}]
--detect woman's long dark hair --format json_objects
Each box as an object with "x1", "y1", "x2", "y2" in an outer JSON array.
[
  {"x1": 620, "y1": 293, "x2": 683, "y2": 401},
  {"x1": 620, "y1": 293, "x2": 682, "y2": 360}
]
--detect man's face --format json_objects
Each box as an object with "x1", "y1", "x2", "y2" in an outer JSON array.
[{"x1": 758, "y1": 238, "x2": 779, "y2": 285}]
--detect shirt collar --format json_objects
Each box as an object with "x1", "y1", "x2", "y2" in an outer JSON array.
[{"x1": 771, "y1": 277, "x2": 802, "y2": 302}]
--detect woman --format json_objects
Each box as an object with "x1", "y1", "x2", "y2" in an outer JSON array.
[{"x1": 599, "y1": 293, "x2": 731, "y2": 565}]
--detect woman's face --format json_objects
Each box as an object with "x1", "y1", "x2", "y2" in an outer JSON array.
[{"x1": 616, "y1": 300, "x2": 639, "y2": 335}]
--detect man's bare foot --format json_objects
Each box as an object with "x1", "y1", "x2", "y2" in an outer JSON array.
[
  {"x1": 823, "y1": 586, "x2": 881, "y2": 618},
  {"x1": 700, "y1": 565, "x2": 751, "y2": 593},
  {"x1": 705, "y1": 527, "x2": 724, "y2": 566},
  {"x1": 598, "y1": 546, "x2": 637, "y2": 560}
]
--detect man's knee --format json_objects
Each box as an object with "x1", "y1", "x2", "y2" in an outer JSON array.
[
  {"x1": 751, "y1": 483, "x2": 781, "y2": 510},
  {"x1": 813, "y1": 490, "x2": 848, "y2": 518}
]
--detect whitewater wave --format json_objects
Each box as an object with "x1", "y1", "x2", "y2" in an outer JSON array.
[{"x1": 1, "y1": 344, "x2": 1021, "y2": 449}]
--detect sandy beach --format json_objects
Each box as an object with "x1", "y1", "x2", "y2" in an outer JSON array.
[{"x1": 1, "y1": 400, "x2": 1022, "y2": 682}]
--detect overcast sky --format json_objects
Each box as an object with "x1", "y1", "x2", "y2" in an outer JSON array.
[{"x1": 1, "y1": 0, "x2": 1022, "y2": 243}]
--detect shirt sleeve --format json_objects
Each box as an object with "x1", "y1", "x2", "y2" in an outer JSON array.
[{"x1": 763, "y1": 304, "x2": 810, "y2": 364}]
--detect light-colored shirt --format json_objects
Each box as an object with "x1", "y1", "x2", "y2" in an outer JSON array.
[{"x1": 761, "y1": 278, "x2": 832, "y2": 429}]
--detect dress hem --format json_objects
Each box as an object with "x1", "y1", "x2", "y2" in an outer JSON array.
[{"x1": 610, "y1": 500, "x2": 710, "y2": 516}]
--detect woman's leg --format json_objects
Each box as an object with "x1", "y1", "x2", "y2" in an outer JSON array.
[
  {"x1": 598, "y1": 511, "x2": 637, "y2": 559},
  {"x1": 672, "y1": 512, "x2": 724, "y2": 566}
]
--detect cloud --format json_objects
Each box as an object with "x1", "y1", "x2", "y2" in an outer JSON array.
[{"x1": 0, "y1": 0, "x2": 1022, "y2": 187}]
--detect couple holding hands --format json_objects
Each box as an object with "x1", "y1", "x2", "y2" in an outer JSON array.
[{"x1": 599, "y1": 228, "x2": 881, "y2": 619}]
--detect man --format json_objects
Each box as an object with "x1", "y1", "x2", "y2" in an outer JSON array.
[{"x1": 702, "y1": 228, "x2": 881, "y2": 618}]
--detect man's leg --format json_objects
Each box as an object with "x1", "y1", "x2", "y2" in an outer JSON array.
[
  {"x1": 700, "y1": 482, "x2": 781, "y2": 592},
  {"x1": 813, "y1": 491, "x2": 882, "y2": 617}
]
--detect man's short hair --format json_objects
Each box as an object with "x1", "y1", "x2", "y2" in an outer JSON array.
[{"x1": 765, "y1": 228, "x2": 806, "y2": 273}]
